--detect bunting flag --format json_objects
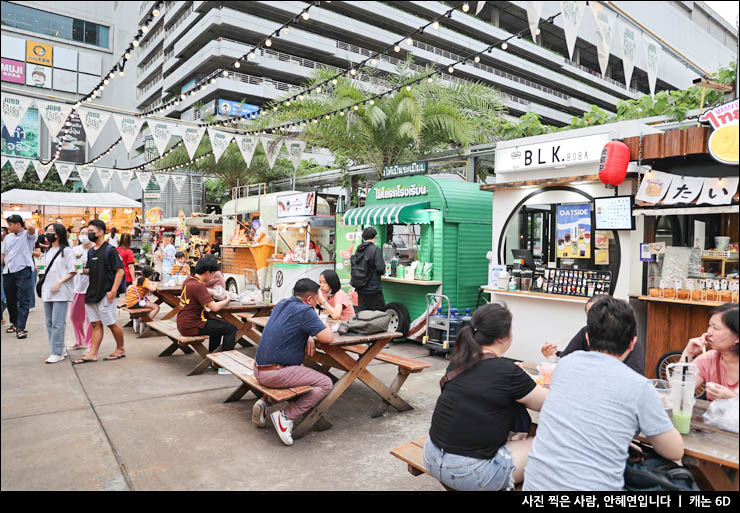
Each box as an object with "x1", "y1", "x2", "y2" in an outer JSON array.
[
  {"x1": 35, "y1": 99, "x2": 74, "y2": 138},
  {"x1": 154, "y1": 173, "x2": 170, "y2": 191},
  {"x1": 35, "y1": 161, "x2": 53, "y2": 183},
  {"x1": 208, "y1": 127, "x2": 233, "y2": 163},
  {"x1": 476, "y1": 1, "x2": 486, "y2": 15},
  {"x1": 525, "y1": 1, "x2": 544, "y2": 41},
  {"x1": 617, "y1": 20, "x2": 638, "y2": 88},
  {"x1": 9, "y1": 158, "x2": 31, "y2": 181},
  {"x1": 261, "y1": 135, "x2": 283, "y2": 169},
  {"x1": 662, "y1": 176, "x2": 704, "y2": 205},
  {"x1": 697, "y1": 177, "x2": 739, "y2": 206},
  {"x1": 560, "y1": 1, "x2": 586, "y2": 61},
  {"x1": 113, "y1": 114, "x2": 146, "y2": 154},
  {"x1": 643, "y1": 33, "x2": 662, "y2": 97},
  {"x1": 590, "y1": 2, "x2": 617, "y2": 77},
  {"x1": 148, "y1": 119, "x2": 178, "y2": 156},
  {"x1": 77, "y1": 106, "x2": 111, "y2": 147},
  {"x1": 2, "y1": 155, "x2": 8, "y2": 169},
  {"x1": 118, "y1": 169, "x2": 134, "y2": 190},
  {"x1": 172, "y1": 174, "x2": 187, "y2": 194},
  {"x1": 97, "y1": 167, "x2": 113, "y2": 189},
  {"x1": 233, "y1": 134, "x2": 259, "y2": 168},
  {"x1": 136, "y1": 171, "x2": 152, "y2": 191},
  {"x1": 56, "y1": 163, "x2": 75, "y2": 185},
  {"x1": 286, "y1": 140, "x2": 306, "y2": 171},
  {"x1": 1, "y1": 93, "x2": 34, "y2": 135},
  {"x1": 182, "y1": 126, "x2": 206, "y2": 160},
  {"x1": 77, "y1": 166, "x2": 95, "y2": 189}
]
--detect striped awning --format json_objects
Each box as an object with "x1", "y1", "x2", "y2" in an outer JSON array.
[{"x1": 342, "y1": 202, "x2": 431, "y2": 225}]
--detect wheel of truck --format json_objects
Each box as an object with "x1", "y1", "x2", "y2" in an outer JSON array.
[
  {"x1": 385, "y1": 302, "x2": 410, "y2": 337},
  {"x1": 226, "y1": 279, "x2": 239, "y2": 296}
]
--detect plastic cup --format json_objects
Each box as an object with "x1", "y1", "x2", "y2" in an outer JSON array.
[
  {"x1": 650, "y1": 379, "x2": 672, "y2": 410},
  {"x1": 666, "y1": 362, "x2": 699, "y2": 434},
  {"x1": 536, "y1": 361, "x2": 557, "y2": 385}
]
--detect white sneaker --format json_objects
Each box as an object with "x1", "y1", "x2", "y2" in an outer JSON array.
[
  {"x1": 62, "y1": 349, "x2": 68, "y2": 358},
  {"x1": 45, "y1": 354, "x2": 65, "y2": 364},
  {"x1": 252, "y1": 398, "x2": 267, "y2": 428},
  {"x1": 270, "y1": 409, "x2": 294, "y2": 446}
]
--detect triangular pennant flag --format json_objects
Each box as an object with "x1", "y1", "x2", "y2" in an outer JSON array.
[
  {"x1": 35, "y1": 161, "x2": 53, "y2": 183},
  {"x1": 617, "y1": 20, "x2": 639, "y2": 88},
  {"x1": 148, "y1": 119, "x2": 178, "y2": 156},
  {"x1": 154, "y1": 173, "x2": 170, "y2": 191},
  {"x1": 233, "y1": 134, "x2": 259, "y2": 168},
  {"x1": 525, "y1": 1, "x2": 544, "y2": 41},
  {"x1": 476, "y1": 1, "x2": 486, "y2": 15},
  {"x1": 1, "y1": 93, "x2": 34, "y2": 135},
  {"x1": 77, "y1": 166, "x2": 95, "y2": 189},
  {"x1": 208, "y1": 127, "x2": 233, "y2": 163},
  {"x1": 643, "y1": 33, "x2": 662, "y2": 98},
  {"x1": 77, "y1": 107, "x2": 111, "y2": 147},
  {"x1": 697, "y1": 177, "x2": 739, "y2": 206},
  {"x1": 260, "y1": 135, "x2": 283, "y2": 169},
  {"x1": 9, "y1": 158, "x2": 31, "y2": 181},
  {"x1": 118, "y1": 169, "x2": 134, "y2": 190},
  {"x1": 113, "y1": 114, "x2": 146, "y2": 154},
  {"x1": 560, "y1": 1, "x2": 586, "y2": 61},
  {"x1": 172, "y1": 174, "x2": 187, "y2": 194},
  {"x1": 182, "y1": 126, "x2": 206, "y2": 160},
  {"x1": 136, "y1": 171, "x2": 152, "y2": 191},
  {"x1": 98, "y1": 167, "x2": 113, "y2": 189},
  {"x1": 590, "y1": 2, "x2": 617, "y2": 77},
  {"x1": 35, "y1": 99, "x2": 74, "y2": 138},
  {"x1": 2, "y1": 155, "x2": 8, "y2": 169},
  {"x1": 286, "y1": 140, "x2": 306, "y2": 171},
  {"x1": 56, "y1": 163, "x2": 75, "y2": 185}
]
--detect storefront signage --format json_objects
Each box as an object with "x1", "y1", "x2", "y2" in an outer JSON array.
[
  {"x1": 26, "y1": 40, "x2": 52, "y2": 67},
  {"x1": 26, "y1": 64, "x2": 51, "y2": 89},
  {"x1": 699, "y1": 98, "x2": 738, "y2": 165},
  {"x1": 277, "y1": 192, "x2": 316, "y2": 218},
  {"x1": 636, "y1": 171, "x2": 739, "y2": 206},
  {"x1": 382, "y1": 161, "x2": 427, "y2": 178},
  {"x1": 556, "y1": 203, "x2": 591, "y2": 259},
  {"x1": 1, "y1": 58, "x2": 25, "y2": 84},
  {"x1": 495, "y1": 133, "x2": 609, "y2": 173},
  {"x1": 373, "y1": 183, "x2": 428, "y2": 200},
  {"x1": 217, "y1": 99, "x2": 259, "y2": 119}
]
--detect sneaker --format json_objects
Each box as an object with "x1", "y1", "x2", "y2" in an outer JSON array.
[
  {"x1": 217, "y1": 367, "x2": 230, "y2": 375},
  {"x1": 270, "y1": 409, "x2": 294, "y2": 446},
  {"x1": 62, "y1": 349, "x2": 68, "y2": 358},
  {"x1": 252, "y1": 398, "x2": 267, "y2": 428},
  {"x1": 45, "y1": 354, "x2": 65, "y2": 364}
]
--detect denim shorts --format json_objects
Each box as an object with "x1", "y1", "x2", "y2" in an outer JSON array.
[{"x1": 423, "y1": 437, "x2": 517, "y2": 491}]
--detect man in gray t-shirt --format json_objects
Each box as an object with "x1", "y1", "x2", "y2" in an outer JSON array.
[{"x1": 524, "y1": 297, "x2": 683, "y2": 491}]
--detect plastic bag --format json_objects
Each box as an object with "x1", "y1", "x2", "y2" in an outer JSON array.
[
  {"x1": 239, "y1": 285, "x2": 263, "y2": 305},
  {"x1": 702, "y1": 396, "x2": 739, "y2": 433}
]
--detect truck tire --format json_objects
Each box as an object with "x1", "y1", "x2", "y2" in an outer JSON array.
[
  {"x1": 385, "y1": 302, "x2": 410, "y2": 337},
  {"x1": 226, "y1": 279, "x2": 239, "y2": 296}
]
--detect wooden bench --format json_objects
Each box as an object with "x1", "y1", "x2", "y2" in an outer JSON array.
[
  {"x1": 145, "y1": 320, "x2": 212, "y2": 375},
  {"x1": 123, "y1": 307, "x2": 153, "y2": 337}
]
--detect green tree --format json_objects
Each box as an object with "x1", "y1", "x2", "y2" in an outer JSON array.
[{"x1": 1, "y1": 164, "x2": 75, "y2": 193}]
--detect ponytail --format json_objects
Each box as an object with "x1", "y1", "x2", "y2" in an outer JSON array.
[{"x1": 449, "y1": 302, "x2": 513, "y2": 370}]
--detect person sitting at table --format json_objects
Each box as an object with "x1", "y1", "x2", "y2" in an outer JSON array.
[
  {"x1": 540, "y1": 294, "x2": 644, "y2": 375},
  {"x1": 252, "y1": 278, "x2": 334, "y2": 446},
  {"x1": 423, "y1": 302, "x2": 549, "y2": 491},
  {"x1": 171, "y1": 251, "x2": 191, "y2": 277},
  {"x1": 523, "y1": 297, "x2": 684, "y2": 491},
  {"x1": 124, "y1": 265, "x2": 160, "y2": 320},
  {"x1": 679, "y1": 303, "x2": 738, "y2": 402},
  {"x1": 317, "y1": 270, "x2": 355, "y2": 321},
  {"x1": 176, "y1": 257, "x2": 236, "y2": 374}
]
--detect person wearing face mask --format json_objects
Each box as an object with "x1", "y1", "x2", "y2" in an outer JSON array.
[
  {"x1": 68, "y1": 227, "x2": 94, "y2": 352},
  {"x1": 41, "y1": 224, "x2": 77, "y2": 364}
]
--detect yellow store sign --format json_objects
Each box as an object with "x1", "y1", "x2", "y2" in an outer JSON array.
[{"x1": 26, "y1": 40, "x2": 53, "y2": 66}]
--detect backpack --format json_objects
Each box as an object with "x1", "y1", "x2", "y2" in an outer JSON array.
[
  {"x1": 339, "y1": 310, "x2": 390, "y2": 336},
  {"x1": 623, "y1": 443, "x2": 699, "y2": 491},
  {"x1": 349, "y1": 245, "x2": 377, "y2": 289}
]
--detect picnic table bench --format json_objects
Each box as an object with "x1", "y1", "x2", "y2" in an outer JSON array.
[{"x1": 145, "y1": 319, "x2": 214, "y2": 375}]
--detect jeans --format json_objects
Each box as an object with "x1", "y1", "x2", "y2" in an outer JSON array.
[
  {"x1": 3, "y1": 266, "x2": 33, "y2": 331},
  {"x1": 30, "y1": 267, "x2": 37, "y2": 309},
  {"x1": 197, "y1": 319, "x2": 237, "y2": 353},
  {"x1": 1, "y1": 271, "x2": 6, "y2": 316},
  {"x1": 44, "y1": 301, "x2": 69, "y2": 356},
  {"x1": 422, "y1": 437, "x2": 517, "y2": 491}
]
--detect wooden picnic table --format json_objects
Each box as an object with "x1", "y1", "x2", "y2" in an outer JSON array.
[
  {"x1": 151, "y1": 284, "x2": 183, "y2": 321},
  {"x1": 211, "y1": 302, "x2": 275, "y2": 347},
  {"x1": 249, "y1": 316, "x2": 404, "y2": 439}
]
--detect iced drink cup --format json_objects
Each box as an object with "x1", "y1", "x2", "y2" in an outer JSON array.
[{"x1": 667, "y1": 362, "x2": 699, "y2": 434}]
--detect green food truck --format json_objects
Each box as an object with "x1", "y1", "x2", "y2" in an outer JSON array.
[{"x1": 337, "y1": 175, "x2": 492, "y2": 346}]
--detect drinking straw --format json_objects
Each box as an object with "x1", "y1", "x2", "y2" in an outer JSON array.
[{"x1": 679, "y1": 356, "x2": 688, "y2": 412}]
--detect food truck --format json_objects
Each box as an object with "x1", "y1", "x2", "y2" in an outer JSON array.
[
  {"x1": 186, "y1": 214, "x2": 222, "y2": 254},
  {"x1": 338, "y1": 175, "x2": 492, "y2": 343}
]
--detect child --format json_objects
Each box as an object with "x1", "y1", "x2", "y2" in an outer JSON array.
[
  {"x1": 125, "y1": 266, "x2": 160, "y2": 323},
  {"x1": 171, "y1": 251, "x2": 191, "y2": 277}
]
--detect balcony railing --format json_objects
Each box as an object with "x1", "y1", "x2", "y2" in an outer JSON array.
[
  {"x1": 138, "y1": 48, "x2": 164, "y2": 77},
  {"x1": 564, "y1": 58, "x2": 640, "y2": 94}
]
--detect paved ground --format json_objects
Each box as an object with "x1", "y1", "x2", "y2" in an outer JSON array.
[{"x1": 1, "y1": 304, "x2": 448, "y2": 491}]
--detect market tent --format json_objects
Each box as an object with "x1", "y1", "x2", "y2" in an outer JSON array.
[
  {"x1": 1, "y1": 189, "x2": 141, "y2": 209},
  {"x1": 342, "y1": 202, "x2": 431, "y2": 225}
]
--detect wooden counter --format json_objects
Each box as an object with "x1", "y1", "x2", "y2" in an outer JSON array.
[
  {"x1": 382, "y1": 276, "x2": 442, "y2": 286},
  {"x1": 631, "y1": 294, "x2": 726, "y2": 308},
  {"x1": 484, "y1": 288, "x2": 590, "y2": 304}
]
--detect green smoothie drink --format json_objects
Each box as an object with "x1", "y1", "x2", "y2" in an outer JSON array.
[{"x1": 672, "y1": 411, "x2": 692, "y2": 434}]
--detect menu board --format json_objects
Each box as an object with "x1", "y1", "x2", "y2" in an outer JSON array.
[
  {"x1": 556, "y1": 203, "x2": 591, "y2": 259},
  {"x1": 277, "y1": 192, "x2": 316, "y2": 218},
  {"x1": 594, "y1": 195, "x2": 635, "y2": 230},
  {"x1": 533, "y1": 267, "x2": 612, "y2": 297}
]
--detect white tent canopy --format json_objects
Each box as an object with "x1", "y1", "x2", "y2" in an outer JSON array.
[{"x1": 1, "y1": 189, "x2": 141, "y2": 209}]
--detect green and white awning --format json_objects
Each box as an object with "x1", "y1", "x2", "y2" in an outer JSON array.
[{"x1": 342, "y1": 202, "x2": 431, "y2": 225}]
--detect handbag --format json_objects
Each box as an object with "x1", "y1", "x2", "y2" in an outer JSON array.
[
  {"x1": 344, "y1": 310, "x2": 390, "y2": 335},
  {"x1": 624, "y1": 442, "x2": 699, "y2": 491},
  {"x1": 133, "y1": 279, "x2": 147, "y2": 308},
  {"x1": 36, "y1": 247, "x2": 65, "y2": 298}
]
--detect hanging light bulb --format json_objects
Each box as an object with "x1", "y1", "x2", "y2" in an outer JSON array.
[
  {"x1": 406, "y1": 85, "x2": 411, "y2": 91},
  {"x1": 301, "y1": 11, "x2": 310, "y2": 20},
  {"x1": 125, "y1": 52, "x2": 131, "y2": 60},
  {"x1": 353, "y1": 105, "x2": 359, "y2": 111},
  {"x1": 433, "y1": 20, "x2": 440, "y2": 30},
  {"x1": 369, "y1": 99, "x2": 374, "y2": 105},
  {"x1": 234, "y1": 61, "x2": 241, "y2": 68},
  {"x1": 474, "y1": 55, "x2": 480, "y2": 63},
  {"x1": 371, "y1": 58, "x2": 377, "y2": 66},
  {"x1": 350, "y1": 68, "x2": 357, "y2": 75},
  {"x1": 501, "y1": 42, "x2": 508, "y2": 50},
  {"x1": 406, "y1": 37, "x2": 413, "y2": 45},
  {"x1": 211, "y1": 78, "x2": 216, "y2": 84},
  {"x1": 201, "y1": 84, "x2": 206, "y2": 90},
  {"x1": 104, "y1": 79, "x2": 109, "y2": 85},
  {"x1": 448, "y1": 66, "x2": 454, "y2": 73},
  {"x1": 286, "y1": 100, "x2": 291, "y2": 106},
  {"x1": 264, "y1": 38, "x2": 272, "y2": 47},
  {"x1": 462, "y1": 2, "x2": 470, "y2": 12},
  {"x1": 536, "y1": 28, "x2": 541, "y2": 36},
  {"x1": 222, "y1": 70, "x2": 229, "y2": 76},
  {"x1": 249, "y1": 52, "x2": 256, "y2": 59},
  {"x1": 316, "y1": 86, "x2": 322, "y2": 93},
  {"x1": 427, "y1": 76, "x2": 433, "y2": 82},
  {"x1": 339, "y1": 110, "x2": 345, "y2": 116},
  {"x1": 394, "y1": 45, "x2": 401, "y2": 52},
  {"x1": 282, "y1": 27, "x2": 290, "y2": 35},
  {"x1": 109, "y1": 72, "x2": 115, "y2": 79},
  {"x1": 141, "y1": 25, "x2": 149, "y2": 33},
  {"x1": 118, "y1": 70, "x2": 125, "y2": 77},
  {"x1": 152, "y1": 8, "x2": 160, "y2": 16},
  {"x1": 332, "y1": 78, "x2": 338, "y2": 85}
]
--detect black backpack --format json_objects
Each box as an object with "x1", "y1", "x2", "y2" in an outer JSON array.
[
  {"x1": 349, "y1": 245, "x2": 376, "y2": 289},
  {"x1": 623, "y1": 443, "x2": 699, "y2": 491}
]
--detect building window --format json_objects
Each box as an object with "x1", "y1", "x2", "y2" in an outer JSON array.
[{"x1": 1, "y1": 1, "x2": 110, "y2": 48}]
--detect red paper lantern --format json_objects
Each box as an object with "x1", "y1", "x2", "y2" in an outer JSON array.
[{"x1": 598, "y1": 140, "x2": 630, "y2": 188}]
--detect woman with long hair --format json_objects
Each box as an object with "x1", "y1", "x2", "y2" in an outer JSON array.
[
  {"x1": 68, "y1": 226, "x2": 94, "y2": 352},
  {"x1": 117, "y1": 233, "x2": 136, "y2": 288},
  {"x1": 41, "y1": 223, "x2": 77, "y2": 364},
  {"x1": 317, "y1": 270, "x2": 355, "y2": 321},
  {"x1": 423, "y1": 302, "x2": 549, "y2": 490}
]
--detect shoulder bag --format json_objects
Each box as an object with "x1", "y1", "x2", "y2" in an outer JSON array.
[{"x1": 36, "y1": 247, "x2": 66, "y2": 298}]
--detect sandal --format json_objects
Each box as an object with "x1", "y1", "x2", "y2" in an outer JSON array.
[
  {"x1": 16, "y1": 330, "x2": 27, "y2": 339},
  {"x1": 6, "y1": 325, "x2": 16, "y2": 333},
  {"x1": 72, "y1": 358, "x2": 97, "y2": 365},
  {"x1": 103, "y1": 354, "x2": 126, "y2": 361}
]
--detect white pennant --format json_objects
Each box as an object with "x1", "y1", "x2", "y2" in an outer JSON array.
[
  {"x1": 10, "y1": 158, "x2": 31, "y2": 181},
  {"x1": 56, "y1": 163, "x2": 75, "y2": 185},
  {"x1": 148, "y1": 119, "x2": 178, "y2": 156},
  {"x1": 286, "y1": 140, "x2": 306, "y2": 171},
  {"x1": 182, "y1": 126, "x2": 206, "y2": 160},
  {"x1": 233, "y1": 134, "x2": 259, "y2": 168},
  {"x1": 560, "y1": 1, "x2": 586, "y2": 61},
  {"x1": 697, "y1": 177, "x2": 739, "y2": 206},
  {"x1": 618, "y1": 20, "x2": 639, "y2": 88},
  {"x1": 35, "y1": 99, "x2": 74, "y2": 138},
  {"x1": 2, "y1": 155, "x2": 8, "y2": 169},
  {"x1": 590, "y1": 2, "x2": 617, "y2": 77},
  {"x1": 260, "y1": 135, "x2": 283, "y2": 170},
  {"x1": 97, "y1": 167, "x2": 113, "y2": 189},
  {"x1": 113, "y1": 114, "x2": 146, "y2": 154},
  {"x1": 77, "y1": 166, "x2": 95, "y2": 189},
  {"x1": 476, "y1": 1, "x2": 486, "y2": 15},
  {"x1": 35, "y1": 161, "x2": 53, "y2": 183},
  {"x1": 154, "y1": 173, "x2": 170, "y2": 191},
  {"x1": 525, "y1": 1, "x2": 544, "y2": 42},
  {"x1": 208, "y1": 127, "x2": 233, "y2": 163},
  {"x1": 1, "y1": 93, "x2": 34, "y2": 135},
  {"x1": 117, "y1": 169, "x2": 134, "y2": 190},
  {"x1": 643, "y1": 33, "x2": 662, "y2": 98},
  {"x1": 172, "y1": 174, "x2": 187, "y2": 194},
  {"x1": 77, "y1": 107, "x2": 111, "y2": 147},
  {"x1": 136, "y1": 171, "x2": 152, "y2": 191}
]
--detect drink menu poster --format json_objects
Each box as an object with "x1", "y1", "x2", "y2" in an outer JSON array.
[{"x1": 556, "y1": 203, "x2": 591, "y2": 259}]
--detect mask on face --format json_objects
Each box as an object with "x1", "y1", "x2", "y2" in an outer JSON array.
[
  {"x1": 46, "y1": 233, "x2": 57, "y2": 243},
  {"x1": 87, "y1": 233, "x2": 99, "y2": 243},
  {"x1": 79, "y1": 235, "x2": 90, "y2": 244}
]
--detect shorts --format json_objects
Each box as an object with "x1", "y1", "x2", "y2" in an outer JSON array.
[
  {"x1": 422, "y1": 437, "x2": 517, "y2": 491},
  {"x1": 85, "y1": 296, "x2": 118, "y2": 326}
]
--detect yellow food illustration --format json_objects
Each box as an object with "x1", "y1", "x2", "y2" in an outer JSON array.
[{"x1": 709, "y1": 124, "x2": 739, "y2": 164}]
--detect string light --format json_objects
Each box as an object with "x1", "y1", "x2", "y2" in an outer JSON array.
[
  {"x1": 501, "y1": 42, "x2": 508, "y2": 50},
  {"x1": 301, "y1": 10, "x2": 310, "y2": 20},
  {"x1": 433, "y1": 20, "x2": 440, "y2": 30},
  {"x1": 462, "y1": 2, "x2": 470, "y2": 12}
]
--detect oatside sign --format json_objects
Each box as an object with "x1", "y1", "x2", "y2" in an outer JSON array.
[
  {"x1": 495, "y1": 133, "x2": 610, "y2": 173},
  {"x1": 382, "y1": 161, "x2": 427, "y2": 178}
]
